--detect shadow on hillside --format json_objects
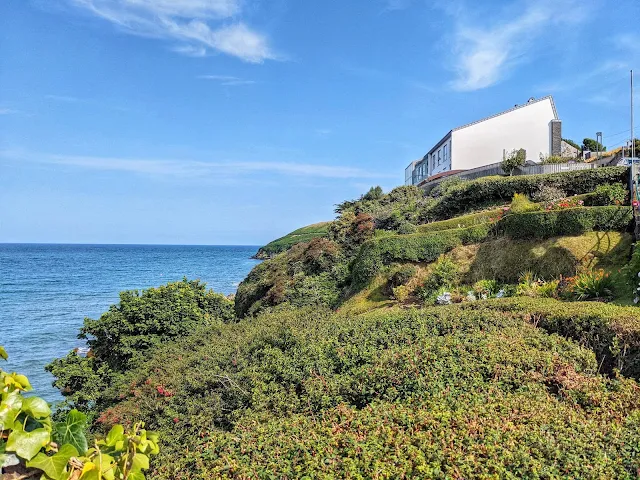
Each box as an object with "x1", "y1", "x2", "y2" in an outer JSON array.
[
  {"x1": 467, "y1": 242, "x2": 578, "y2": 283},
  {"x1": 467, "y1": 232, "x2": 632, "y2": 283}
]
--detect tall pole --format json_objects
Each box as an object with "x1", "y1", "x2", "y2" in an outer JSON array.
[{"x1": 632, "y1": 70, "x2": 635, "y2": 160}]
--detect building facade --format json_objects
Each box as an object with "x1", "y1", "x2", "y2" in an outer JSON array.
[{"x1": 406, "y1": 96, "x2": 561, "y2": 185}]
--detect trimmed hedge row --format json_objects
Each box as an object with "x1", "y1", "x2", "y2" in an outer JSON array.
[
  {"x1": 417, "y1": 208, "x2": 502, "y2": 233},
  {"x1": 130, "y1": 304, "x2": 640, "y2": 479},
  {"x1": 500, "y1": 206, "x2": 633, "y2": 239},
  {"x1": 426, "y1": 166, "x2": 628, "y2": 220},
  {"x1": 351, "y1": 223, "x2": 491, "y2": 286},
  {"x1": 466, "y1": 298, "x2": 640, "y2": 378}
]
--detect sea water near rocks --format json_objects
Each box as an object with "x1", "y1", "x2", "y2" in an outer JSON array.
[{"x1": 0, "y1": 244, "x2": 260, "y2": 402}]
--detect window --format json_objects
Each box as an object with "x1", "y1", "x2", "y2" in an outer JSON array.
[
  {"x1": 438, "y1": 149, "x2": 442, "y2": 165},
  {"x1": 443, "y1": 144, "x2": 448, "y2": 163}
]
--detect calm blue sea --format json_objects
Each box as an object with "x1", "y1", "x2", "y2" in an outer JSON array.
[{"x1": 0, "y1": 244, "x2": 260, "y2": 402}]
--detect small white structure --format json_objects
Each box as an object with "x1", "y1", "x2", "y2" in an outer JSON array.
[{"x1": 406, "y1": 96, "x2": 561, "y2": 185}]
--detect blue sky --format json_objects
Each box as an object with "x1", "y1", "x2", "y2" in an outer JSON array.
[{"x1": 1, "y1": 0, "x2": 638, "y2": 245}]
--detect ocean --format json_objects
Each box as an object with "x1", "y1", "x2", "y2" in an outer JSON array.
[{"x1": 0, "y1": 244, "x2": 260, "y2": 402}]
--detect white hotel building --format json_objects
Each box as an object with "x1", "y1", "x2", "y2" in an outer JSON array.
[{"x1": 405, "y1": 96, "x2": 562, "y2": 186}]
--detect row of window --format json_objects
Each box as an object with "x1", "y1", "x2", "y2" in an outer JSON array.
[{"x1": 431, "y1": 144, "x2": 449, "y2": 170}]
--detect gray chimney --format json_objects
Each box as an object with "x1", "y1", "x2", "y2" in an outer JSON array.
[{"x1": 550, "y1": 120, "x2": 562, "y2": 156}]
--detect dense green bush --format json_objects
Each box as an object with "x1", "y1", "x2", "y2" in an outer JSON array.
[
  {"x1": 351, "y1": 224, "x2": 491, "y2": 287},
  {"x1": 423, "y1": 167, "x2": 628, "y2": 221},
  {"x1": 387, "y1": 265, "x2": 417, "y2": 288},
  {"x1": 590, "y1": 183, "x2": 628, "y2": 206},
  {"x1": 48, "y1": 279, "x2": 234, "y2": 412},
  {"x1": 471, "y1": 298, "x2": 640, "y2": 377},
  {"x1": 235, "y1": 238, "x2": 347, "y2": 317},
  {"x1": 500, "y1": 206, "x2": 633, "y2": 239},
  {"x1": 86, "y1": 304, "x2": 640, "y2": 479}
]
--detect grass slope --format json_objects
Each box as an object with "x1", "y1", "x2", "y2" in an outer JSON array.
[{"x1": 253, "y1": 222, "x2": 331, "y2": 258}]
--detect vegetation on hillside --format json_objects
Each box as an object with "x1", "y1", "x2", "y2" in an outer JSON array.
[
  {"x1": 43, "y1": 165, "x2": 640, "y2": 478},
  {"x1": 252, "y1": 222, "x2": 331, "y2": 259}
]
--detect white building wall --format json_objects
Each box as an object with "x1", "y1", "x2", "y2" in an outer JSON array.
[{"x1": 450, "y1": 98, "x2": 556, "y2": 171}]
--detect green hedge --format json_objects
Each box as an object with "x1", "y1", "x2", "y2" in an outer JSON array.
[
  {"x1": 500, "y1": 206, "x2": 633, "y2": 239},
  {"x1": 116, "y1": 305, "x2": 640, "y2": 479},
  {"x1": 427, "y1": 166, "x2": 628, "y2": 220},
  {"x1": 417, "y1": 208, "x2": 502, "y2": 233},
  {"x1": 351, "y1": 223, "x2": 491, "y2": 286},
  {"x1": 467, "y1": 298, "x2": 640, "y2": 378}
]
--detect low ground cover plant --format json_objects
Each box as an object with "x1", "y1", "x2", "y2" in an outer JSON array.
[{"x1": 65, "y1": 304, "x2": 640, "y2": 479}]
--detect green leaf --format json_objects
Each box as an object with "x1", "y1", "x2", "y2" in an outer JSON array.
[
  {"x1": 104, "y1": 424, "x2": 124, "y2": 447},
  {"x1": 13, "y1": 374, "x2": 32, "y2": 391},
  {"x1": 128, "y1": 471, "x2": 146, "y2": 480},
  {"x1": 6, "y1": 428, "x2": 50, "y2": 461},
  {"x1": 0, "y1": 390, "x2": 23, "y2": 430},
  {"x1": 26, "y1": 443, "x2": 79, "y2": 480},
  {"x1": 54, "y1": 409, "x2": 88, "y2": 454},
  {"x1": 130, "y1": 452, "x2": 149, "y2": 472},
  {"x1": 21, "y1": 396, "x2": 51, "y2": 420},
  {"x1": 0, "y1": 346, "x2": 7, "y2": 361}
]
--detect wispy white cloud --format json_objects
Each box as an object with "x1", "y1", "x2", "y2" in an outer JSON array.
[
  {"x1": 381, "y1": 0, "x2": 413, "y2": 12},
  {"x1": 68, "y1": 0, "x2": 280, "y2": 63},
  {"x1": 0, "y1": 108, "x2": 20, "y2": 115},
  {"x1": 448, "y1": 0, "x2": 588, "y2": 91},
  {"x1": 198, "y1": 74, "x2": 257, "y2": 86},
  {"x1": 45, "y1": 94, "x2": 81, "y2": 102},
  {"x1": 314, "y1": 128, "x2": 332, "y2": 137},
  {"x1": 1, "y1": 150, "x2": 396, "y2": 181},
  {"x1": 171, "y1": 44, "x2": 207, "y2": 57}
]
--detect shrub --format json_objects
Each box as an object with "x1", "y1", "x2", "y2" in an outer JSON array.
[
  {"x1": 591, "y1": 183, "x2": 627, "y2": 206},
  {"x1": 473, "y1": 279, "x2": 500, "y2": 298},
  {"x1": 532, "y1": 185, "x2": 567, "y2": 203},
  {"x1": 475, "y1": 297, "x2": 640, "y2": 376},
  {"x1": 573, "y1": 269, "x2": 614, "y2": 301},
  {"x1": 388, "y1": 265, "x2": 417, "y2": 288},
  {"x1": 396, "y1": 221, "x2": 417, "y2": 234},
  {"x1": 430, "y1": 176, "x2": 466, "y2": 197},
  {"x1": 95, "y1": 304, "x2": 640, "y2": 478},
  {"x1": 328, "y1": 211, "x2": 375, "y2": 254},
  {"x1": 419, "y1": 257, "x2": 459, "y2": 299},
  {"x1": 509, "y1": 193, "x2": 539, "y2": 213},
  {"x1": 537, "y1": 279, "x2": 560, "y2": 298},
  {"x1": 500, "y1": 206, "x2": 633, "y2": 239},
  {"x1": 391, "y1": 285, "x2": 411, "y2": 301},
  {"x1": 48, "y1": 279, "x2": 234, "y2": 412},
  {"x1": 425, "y1": 167, "x2": 628, "y2": 221},
  {"x1": 351, "y1": 224, "x2": 491, "y2": 287}
]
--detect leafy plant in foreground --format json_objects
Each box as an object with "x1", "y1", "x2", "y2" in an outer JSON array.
[{"x1": 1, "y1": 347, "x2": 158, "y2": 479}]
